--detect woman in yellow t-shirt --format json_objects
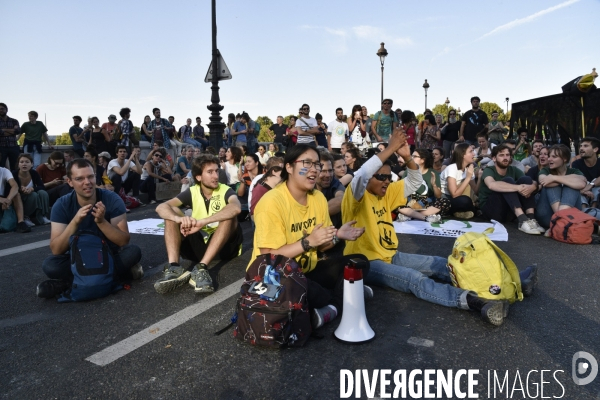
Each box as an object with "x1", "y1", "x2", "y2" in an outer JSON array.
[{"x1": 250, "y1": 144, "x2": 367, "y2": 329}]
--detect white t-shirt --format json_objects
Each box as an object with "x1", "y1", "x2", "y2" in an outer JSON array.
[
  {"x1": 108, "y1": 159, "x2": 136, "y2": 181},
  {"x1": 247, "y1": 173, "x2": 264, "y2": 208},
  {"x1": 327, "y1": 120, "x2": 348, "y2": 148},
  {"x1": 440, "y1": 163, "x2": 475, "y2": 197},
  {"x1": 224, "y1": 161, "x2": 240, "y2": 185},
  {"x1": 295, "y1": 117, "x2": 318, "y2": 144},
  {"x1": 0, "y1": 168, "x2": 14, "y2": 196}
]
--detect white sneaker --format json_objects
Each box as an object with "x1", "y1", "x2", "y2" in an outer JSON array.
[
  {"x1": 529, "y1": 219, "x2": 545, "y2": 233},
  {"x1": 42, "y1": 217, "x2": 51, "y2": 225},
  {"x1": 23, "y1": 217, "x2": 35, "y2": 228},
  {"x1": 425, "y1": 214, "x2": 442, "y2": 223},
  {"x1": 396, "y1": 213, "x2": 412, "y2": 222},
  {"x1": 519, "y1": 220, "x2": 541, "y2": 235}
]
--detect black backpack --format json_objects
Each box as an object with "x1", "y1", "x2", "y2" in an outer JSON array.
[{"x1": 233, "y1": 254, "x2": 312, "y2": 348}]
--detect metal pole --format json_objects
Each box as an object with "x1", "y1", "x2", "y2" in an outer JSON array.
[
  {"x1": 424, "y1": 90, "x2": 427, "y2": 111},
  {"x1": 207, "y1": 0, "x2": 224, "y2": 149},
  {"x1": 380, "y1": 65, "x2": 384, "y2": 104},
  {"x1": 581, "y1": 97, "x2": 586, "y2": 138}
]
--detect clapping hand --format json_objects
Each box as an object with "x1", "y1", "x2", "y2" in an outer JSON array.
[{"x1": 336, "y1": 221, "x2": 365, "y2": 241}]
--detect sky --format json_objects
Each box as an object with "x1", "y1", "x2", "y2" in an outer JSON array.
[{"x1": 3, "y1": 0, "x2": 599, "y2": 135}]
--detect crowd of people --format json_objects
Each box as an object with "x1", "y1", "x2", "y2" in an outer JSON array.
[{"x1": 3, "y1": 97, "x2": 599, "y2": 328}]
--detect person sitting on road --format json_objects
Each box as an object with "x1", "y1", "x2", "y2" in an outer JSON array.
[
  {"x1": 487, "y1": 139, "x2": 525, "y2": 172},
  {"x1": 0, "y1": 165, "x2": 31, "y2": 233},
  {"x1": 439, "y1": 143, "x2": 477, "y2": 219},
  {"x1": 474, "y1": 132, "x2": 495, "y2": 167},
  {"x1": 37, "y1": 159, "x2": 142, "y2": 298},
  {"x1": 140, "y1": 148, "x2": 173, "y2": 204},
  {"x1": 153, "y1": 154, "x2": 243, "y2": 294},
  {"x1": 250, "y1": 144, "x2": 368, "y2": 329},
  {"x1": 332, "y1": 153, "x2": 353, "y2": 187},
  {"x1": 84, "y1": 146, "x2": 114, "y2": 191},
  {"x1": 315, "y1": 152, "x2": 346, "y2": 229},
  {"x1": 525, "y1": 146, "x2": 549, "y2": 187},
  {"x1": 522, "y1": 139, "x2": 545, "y2": 173},
  {"x1": 176, "y1": 145, "x2": 194, "y2": 177},
  {"x1": 342, "y1": 129, "x2": 538, "y2": 326},
  {"x1": 247, "y1": 156, "x2": 284, "y2": 217},
  {"x1": 12, "y1": 153, "x2": 51, "y2": 226},
  {"x1": 535, "y1": 144, "x2": 587, "y2": 229},
  {"x1": 107, "y1": 145, "x2": 142, "y2": 198},
  {"x1": 36, "y1": 151, "x2": 69, "y2": 206},
  {"x1": 249, "y1": 165, "x2": 283, "y2": 215},
  {"x1": 477, "y1": 144, "x2": 543, "y2": 235},
  {"x1": 571, "y1": 137, "x2": 600, "y2": 208}
]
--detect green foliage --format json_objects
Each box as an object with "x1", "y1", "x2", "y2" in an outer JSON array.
[
  {"x1": 255, "y1": 116, "x2": 274, "y2": 142},
  {"x1": 283, "y1": 115, "x2": 296, "y2": 126},
  {"x1": 431, "y1": 104, "x2": 456, "y2": 119},
  {"x1": 133, "y1": 126, "x2": 141, "y2": 141},
  {"x1": 479, "y1": 102, "x2": 506, "y2": 121},
  {"x1": 55, "y1": 132, "x2": 72, "y2": 145}
]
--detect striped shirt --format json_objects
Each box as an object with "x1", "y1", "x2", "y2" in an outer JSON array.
[{"x1": 295, "y1": 117, "x2": 317, "y2": 145}]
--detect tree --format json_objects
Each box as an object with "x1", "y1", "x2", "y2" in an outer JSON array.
[
  {"x1": 255, "y1": 116, "x2": 274, "y2": 142},
  {"x1": 479, "y1": 102, "x2": 506, "y2": 122},
  {"x1": 431, "y1": 104, "x2": 456, "y2": 119},
  {"x1": 55, "y1": 132, "x2": 72, "y2": 145}
]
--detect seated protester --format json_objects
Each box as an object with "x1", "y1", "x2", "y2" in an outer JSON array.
[
  {"x1": 571, "y1": 137, "x2": 600, "y2": 208},
  {"x1": 535, "y1": 144, "x2": 587, "y2": 229},
  {"x1": 222, "y1": 146, "x2": 242, "y2": 191},
  {"x1": 488, "y1": 139, "x2": 525, "y2": 172},
  {"x1": 475, "y1": 132, "x2": 495, "y2": 167},
  {"x1": 37, "y1": 159, "x2": 142, "y2": 298},
  {"x1": 440, "y1": 143, "x2": 477, "y2": 219},
  {"x1": 525, "y1": 146, "x2": 549, "y2": 186},
  {"x1": 513, "y1": 127, "x2": 531, "y2": 162},
  {"x1": 107, "y1": 145, "x2": 142, "y2": 198},
  {"x1": 256, "y1": 144, "x2": 270, "y2": 166},
  {"x1": 36, "y1": 151, "x2": 69, "y2": 206},
  {"x1": 250, "y1": 166, "x2": 283, "y2": 215},
  {"x1": 332, "y1": 153, "x2": 353, "y2": 187},
  {"x1": 315, "y1": 152, "x2": 345, "y2": 228},
  {"x1": 251, "y1": 144, "x2": 367, "y2": 329},
  {"x1": 344, "y1": 147, "x2": 363, "y2": 175},
  {"x1": 237, "y1": 153, "x2": 263, "y2": 197},
  {"x1": 432, "y1": 146, "x2": 445, "y2": 173},
  {"x1": 176, "y1": 145, "x2": 194, "y2": 176},
  {"x1": 154, "y1": 155, "x2": 244, "y2": 294},
  {"x1": 522, "y1": 139, "x2": 545, "y2": 172},
  {"x1": 396, "y1": 148, "x2": 450, "y2": 222},
  {"x1": 12, "y1": 154, "x2": 51, "y2": 226},
  {"x1": 0, "y1": 166, "x2": 31, "y2": 233},
  {"x1": 477, "y1": 145, "x2": 543, "y2": 235},
  {"x1": 247, "y1": 156, "x2": 284, "y2": 212},
  {"x1": 342, "y1": 129, "x2": 537, "y2": 326},
  {"x1": 141, "y1": 149, "x2": 173, "y2": 204},
  {"x1": 63, "y1": 150, "x2": 77, "y2": 165},
  {"x1": 340, "y1": 141, "x2": 355, "y2": 156},
  {"x1": 84, "y1": 147, "x2": 113, "y2": 191}
]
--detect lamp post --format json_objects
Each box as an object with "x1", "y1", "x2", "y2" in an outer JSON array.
[
  {"x1": 376, "y1": 43, "x2": 388, "y2": 104},
  {"x1": 445, "y1": 97, "x2": 450, "y2": 113},
  {"x1": 207, "y1": 0, "x2": 224, "y2": 149},
  {"x1": 423, "y1": 79, "x2": 430, "y2": 111},
  {"x1": 457, "y1": 107, "x2": 461, "y2": 117},
  {"x1": 505, "y1": 97, "x2": 509, "y2": 116}
]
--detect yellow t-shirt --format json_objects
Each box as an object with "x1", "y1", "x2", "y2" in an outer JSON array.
[
  {"x1": 249, "y1": 183, "x2": 332, "y2": 273},
  {"x1": 342, "y1": 180, "x2": 406, "y2": 263}
]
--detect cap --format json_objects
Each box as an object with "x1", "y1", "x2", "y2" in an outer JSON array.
[
  {"x1": 98, "y1": 151, "x2": 112, "y2": 159},
  {"x1": 108, "y1": 114, "x2": 117, "y2": 120}
]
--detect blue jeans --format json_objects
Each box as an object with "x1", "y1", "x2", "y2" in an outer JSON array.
[
  {"x1": 366, "y1": 252, "x2": 471, "y2": 309},
  {"x1": 183, "y1": 138, "x2": 202, "y2": 149},
  {"x1": 581, "y1": 186, "x2": 600, "y2": 206},
  {"x1": 535, "y1": 185, "x2": 582, "y2": 228}
]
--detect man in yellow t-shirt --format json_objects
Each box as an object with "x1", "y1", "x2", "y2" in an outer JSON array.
[{"x1": 342, "y1": 128, "x2": 514, "y2": 326}]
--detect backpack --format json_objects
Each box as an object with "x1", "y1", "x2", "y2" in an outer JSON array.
[
  {"x1": 548, "y1": 208, "x2": 596, "y2": 244},
  {"x1": 447, "y1": 229, "x2": 523, "y2": 304},
  {"x1": 233, "y1": 254, "x2": 312, "y2": 348},
  {"x1": 58, "y1": 231, "x2": 122, "y2": 302}
]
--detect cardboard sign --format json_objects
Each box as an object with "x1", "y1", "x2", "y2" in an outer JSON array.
[{"x1": 155, "y1": 181, "x2": 182, "y2": 201}]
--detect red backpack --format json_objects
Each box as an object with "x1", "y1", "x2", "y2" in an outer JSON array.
[{"x1": 548, "y1": 208, "x2": 596, "y2": 244}]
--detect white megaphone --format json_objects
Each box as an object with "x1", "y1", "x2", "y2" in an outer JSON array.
[{"x1": 334, "y1": 258, "x2": 375, "y2": 344}]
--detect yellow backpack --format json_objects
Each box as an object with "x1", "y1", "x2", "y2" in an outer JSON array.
[{"x1": 447, "y1": 229, "x2": 523, "y2": 304}]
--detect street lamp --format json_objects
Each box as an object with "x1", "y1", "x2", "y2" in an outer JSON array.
[
  {"x1": 445, "y1": 97, "x2": 450, "y2": 112},
  {"x1": 457, "y1": 107, "x2": 461, "y2": 117},
  {"x1": 423, "y1": 79, "x2": 430, "y2": 111},
  {"x1": 207, "y1": 0, "x2": 224, "y2": 149},
  {"x1": 376, "y1": 43, "x2": 388, "y2": 104},
  {"x1": 505, "y1": 97, "x2": 510, "y2": 116}
]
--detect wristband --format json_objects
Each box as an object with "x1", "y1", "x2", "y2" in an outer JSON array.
[
  {"x1": 332, "y1": 235, "x2": 339, "y2": 246},
  {"x1": 404, "y1": 157, "x2": 413, "y2": 165},
  {"x1": 300, "y1": 237, "x2": 313, "y2": 252}
]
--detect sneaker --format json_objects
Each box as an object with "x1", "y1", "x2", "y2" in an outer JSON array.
[
  {"x1": 36, "y1": 279, "x2": 70, "y2": 299},
  {"x1": 153, "y1": 264, "x2": 191, "y2": 294},
  {"x1": 23, "y1": 217, "x2": 35, "y2": 228},
  {"x1": 130, "y1": 263, "x2": 144, "y2": 280},
  {"x1": 480, "y1": 300, "x2": 510, "y2": 326},
  {"x1": 519, "y1": 220, "x2": 541, "y2": 235},
  {"x1": 150, "y1": 200, "x2": 157, "y2": 205},
  {"x1": 520, "y1": 264, "x2": 538, "y2": 297},
  {"x1": 311, "y1": 305, "x2": 338, "y2": 329},
  {"x1": 453, "y1": 211, "x2": 474, "y2": 220},
  {"x1": 396, "y1": 213, "x2": 412, "y2": 222},
  {"x1": 544, "y1": 228, "x2": 552, "y2": 238},
  {"x1": 16, "y1": 221, "x2": 31, "y2": 233},
  {"x1": 529, "y1": 219, "x2": 545, "y2": 233},
  {"x1": 363, "y1": 285, "x2": 374, "y2": 300},
  {"x1": 42, "y1": 216, "x2": 51, "y2": 225},
  {"x1": 188, "y1": 264, "x2": 214, "y2": 293},
  {"x1": 135, "y1": 198, "x2": 146, "y2": 207},
  {"x1": 425, "y1": 214, "x2": 442, "y2": 223}
]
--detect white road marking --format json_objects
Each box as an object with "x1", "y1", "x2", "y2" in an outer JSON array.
[
  {"x1": 86, "y1": 277, "x2": 244, "y2": 366},
  {"x1": 407, "y1": 337, "x2": 434, "y2": 347},
  {"x1": 0, "y1": 240, "x2": 50, "y2": 258}
]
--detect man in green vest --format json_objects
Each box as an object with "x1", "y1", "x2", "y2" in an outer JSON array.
[{"x1": 154, "y1": 154, "x2": 242, "y2": 294}]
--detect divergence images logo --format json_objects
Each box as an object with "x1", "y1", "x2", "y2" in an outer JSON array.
[{"x1": 572, "y1": 351, "x2": 598, "y2": 386}]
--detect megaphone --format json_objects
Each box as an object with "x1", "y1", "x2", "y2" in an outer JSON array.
[{"x1": 334, "y1": 258, "x2": 375, "y2": 344}]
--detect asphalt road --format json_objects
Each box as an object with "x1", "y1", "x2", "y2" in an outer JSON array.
[{"x1": 1, "y1": 205, "x2": 599, "y2": 399}]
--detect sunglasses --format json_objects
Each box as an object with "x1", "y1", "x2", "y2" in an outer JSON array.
[
  {"x1": 373, "y1": 174, "x2": 392, "y2": 182},
  {"x1": 301, "y1": 108, "x2": 309, "y2": 111},
  {"x1": 382, "y1": 102, "x2": 391, "y2": 105}
]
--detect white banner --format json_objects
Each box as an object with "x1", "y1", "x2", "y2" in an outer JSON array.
[
  {"x1": 128, "y1": 218, "x2": 165, "y2": 236},
  {"x1": 394, "y1": 219, "x2": 508, "y2": 241}
]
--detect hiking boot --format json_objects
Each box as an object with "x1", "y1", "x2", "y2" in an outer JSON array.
[
  {"x1": 467, "y1": 294, "x2": 509, "y2": 326},
  {"x1": 153, "y1": 263, "x2": 191, "y2": 294},
  {"x1": 16, "y1": 221, "x2": 31, "y2": 233},
  {"x1": 453, "y1": 211, "x2": 474, "y2": 220},
  {"x1": 311, "y1": 305, "x2": 338, "y2": 329},
  {"x1": 130, "y1": 263, "x2": 144, "y2": 280},
  {"x1": 396, "y1": 213, "x2": 412, "y2": 222},
  {"x1": 425, "y1": 214, "x2": 442, "y2": 223},
  {"x1": 36, "y1": 279, "x2": 70, "y2": 299},
  {"x1": 519, "y1": 220, "x2": 541, "y2": 235},
  {"x1": 520, "y1": 264, "x2": 538, "y2": 297},
  {"x1": 189, "y1": 264, "x2": 214, "y2": 293},
  {"x1": 363, "y1": 285, "x2": 374, "y2": 300},
  {"x1": 529, "y1": 219, "x2": 545, "y2": 233}
]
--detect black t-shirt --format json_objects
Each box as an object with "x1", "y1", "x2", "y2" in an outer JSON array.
[
  {"x1": 461, "y1": 109, "x2": 489, "y2": 141},
  {"x1": 572, "y1": 159, "x2": 600, "y2": 182},
  {"x1": 316, "y1": 122, "x2": 328, "y2": 147},
  {"x1": 526, "y1": 165, "x2": 541, "y2": 183},
  {"x1": 269, "y1": 123, "x2": 288, "y2": 143},
  {"x1": 443, "y1": 121, "x2": 461, "y2": 142}
]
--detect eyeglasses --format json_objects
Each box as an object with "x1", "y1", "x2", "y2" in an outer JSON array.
[
  {"x1": 153, "y1": 154, "x2": 162, "y2": 158},
  {"x1": 411, "y1": 154, "x2": 421, "y2": 158},
  {"x1": 294, "y1": 159, "x2": 323, "y2": 171},
  {"x1": 373, "y1": 174, "x2": 392, "y2": 182},
  {"x1": 382, "y1": 102, "x2": 391, "y2": 105}
]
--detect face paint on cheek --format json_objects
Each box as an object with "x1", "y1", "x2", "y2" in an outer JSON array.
[{"x1": 299, "y1": 168, "x2": 309, "y2": 176}]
